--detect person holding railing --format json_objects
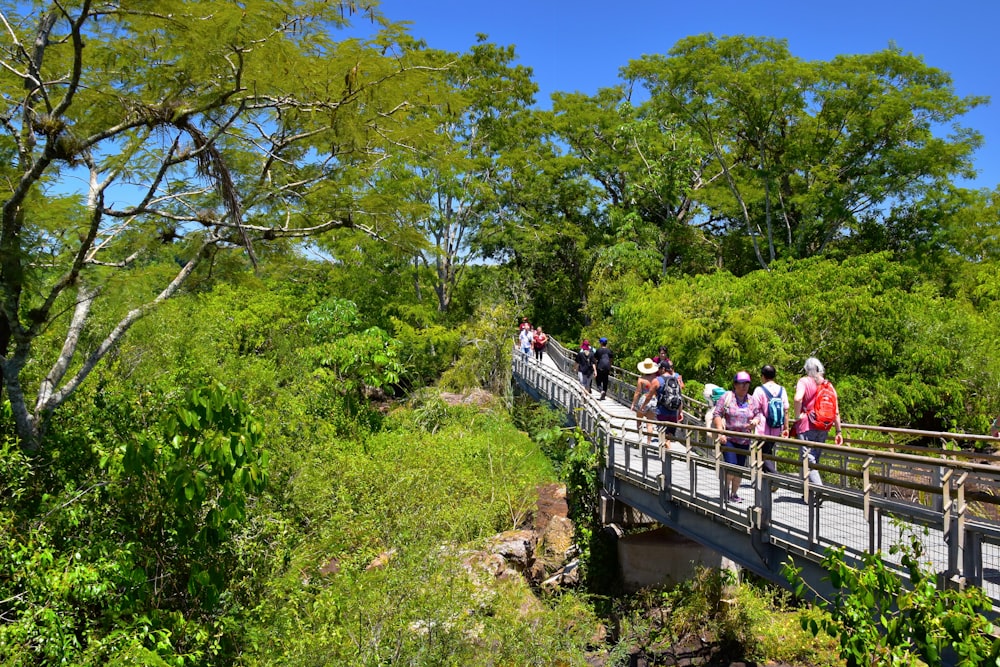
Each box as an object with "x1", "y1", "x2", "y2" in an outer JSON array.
[{"x1": 713, "y1": 371, "x2": 762, "y2": 503}]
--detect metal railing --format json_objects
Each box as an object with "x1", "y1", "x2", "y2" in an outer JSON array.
[{"x1": 512, "y1": 338, "x2": 1000, "y2": 608}]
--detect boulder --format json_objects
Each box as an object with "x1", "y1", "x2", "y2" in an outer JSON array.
[{"x1": 486, "y1": 529, "x2": 537, "y2": 573}]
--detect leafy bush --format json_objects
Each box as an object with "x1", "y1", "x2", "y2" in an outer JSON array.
[
  {"x1": 586, "y1": 253, "x2": 1000, "y2": 433},
  {"x1": 240, "y1": 401, "x2": 602, "y2": 665},
  {"x1": 785, "y1": 527, "x2": 1000, "y2": 667}
]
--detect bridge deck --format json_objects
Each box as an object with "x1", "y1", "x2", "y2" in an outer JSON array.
[{"x1": 514, "y1": 345, "x2": 1000, "y2": 609}]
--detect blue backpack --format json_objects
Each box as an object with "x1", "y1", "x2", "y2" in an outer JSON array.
[{"x1": 760, "y1": 385, "x2": 785, "y2": 428}]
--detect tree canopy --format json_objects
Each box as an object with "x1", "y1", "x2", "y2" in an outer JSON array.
[
  {"x1": 0, "y1": 0, "x2": 444, "y2": 448},
  {"x1": 3, "y1": 5, "x2": 1000, "y2": 663}
]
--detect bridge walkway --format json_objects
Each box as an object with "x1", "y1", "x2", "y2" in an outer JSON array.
[{"x1": 512, "y1": 340, "x2": 1000, "y2": 611}]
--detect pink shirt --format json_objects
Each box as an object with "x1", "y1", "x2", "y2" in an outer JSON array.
[
  {"x1": 795, "y1": 376, "x2": 839, "y2": 433},
  {"x1": 752, "y1": 381, "x2": 789, "y2": 436},
  {"x1": 714, "y1": 390, "x2": 760, "y2": 445}
]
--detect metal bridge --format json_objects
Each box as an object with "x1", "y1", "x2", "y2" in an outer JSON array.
[{"x1": 512, "y1": 338, "x2": 1000, "y2": 610}]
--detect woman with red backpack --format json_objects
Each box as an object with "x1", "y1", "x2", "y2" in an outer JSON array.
[{"x1": 793, "y1": 357, "x2": 843, "y2": 487}]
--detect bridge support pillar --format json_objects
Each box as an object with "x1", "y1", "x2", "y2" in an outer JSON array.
[
  {"x1": 599, "y1": 489, "x2": 656, "y2": 528},
  {"x1": 617, "y1": 526, "x2": 740, "y2": 593}
]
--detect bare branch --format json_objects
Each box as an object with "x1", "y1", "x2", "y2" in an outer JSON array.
[{"x1": 39, "y1": 234, "x2": 215, "y2": 414}]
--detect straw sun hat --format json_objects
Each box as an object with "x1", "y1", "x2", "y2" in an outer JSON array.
[{"x1": 637, "y1": 358, "x2": 658, "y2": 374}]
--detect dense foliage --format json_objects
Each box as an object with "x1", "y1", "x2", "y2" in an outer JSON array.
[
  {"x1": 785, "y1": 528, "x2": 1000, "y2": 666},
  {"x1": 581, "y1": 253, "x2": 1000, "y2": 435},
  {"x1": 3, "y1": 1, "x2": 1000, "y2": 664}
]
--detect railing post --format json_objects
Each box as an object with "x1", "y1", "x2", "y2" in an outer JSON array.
[
  {"x1": 964, "y1": 528, "x2": 983, "y2": 588},
  {"x1": 946, "y1": 472, "x2": 967, "y2": 577},
  {"x1": 661, "y1": 439, "x2": 672, "y2": 502},
  {"x1": 751, "y1": 440, "x2": 762, "y2": 491},
  {"x1": 934, "y1": 465, "x2": 946, "y2": 513},
  {"x1": 862, "y1": 456, "x2": 872, "y2": 523},
  {"x1": 863, "y1": 456, "x2": 875, "y2": 553},
  {"x1": 802, "y1": 455, "x2": 811, "y2": 504}
]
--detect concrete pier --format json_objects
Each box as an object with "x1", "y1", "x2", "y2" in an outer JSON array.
[{"x1": 617, "y1": 526, "x2": 738, "y2": 592}]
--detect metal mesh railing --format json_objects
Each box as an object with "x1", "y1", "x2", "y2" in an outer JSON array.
[{"x1": 512, "y1": 338, "x2": 1000, "y2": 609}]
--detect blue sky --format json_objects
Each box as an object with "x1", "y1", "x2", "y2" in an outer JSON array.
[{"x1": 377, "y1": 0, "x2": 1000, "y2": 189}]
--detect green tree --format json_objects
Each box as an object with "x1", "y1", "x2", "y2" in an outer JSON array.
[
  {"x1": 546, "y1": 90, "x2": 705, "y2": 277},
  {"x1": 0, "y1": 0, "x2": 442, "y2": 450},
  {"x1": 785, "y1": 529, "x2": 1000, "y2": 667},
  {"x1": 624, "y1": 35, "x2": 985, "y2": 271},
  {"x1": 360, "y1": 36, "x2": 538, "y2": 313}
]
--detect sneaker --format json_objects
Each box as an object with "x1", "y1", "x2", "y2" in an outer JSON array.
[
  {"x1": 600, "y1": 391, "x2": 606, "y2": 400},
  {"x1": 729, "y1": 494, "x2": 742, "y2": 503}
]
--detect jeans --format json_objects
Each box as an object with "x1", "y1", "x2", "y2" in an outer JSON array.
[{"x1": 798, "y1": 429, "x2": 829, "y2": 486}]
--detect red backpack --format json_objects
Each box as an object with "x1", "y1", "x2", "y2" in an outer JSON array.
[{"x1": 809, "y1": 379, "x2": 838, "y2": 431}]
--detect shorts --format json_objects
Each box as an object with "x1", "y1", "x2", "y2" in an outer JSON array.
[{"x1": 723, "y1": 440, "x2": 750, "y2": 467}]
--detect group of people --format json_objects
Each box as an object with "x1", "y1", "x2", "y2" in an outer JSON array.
[
  {"x1": 518, "y1": 321, "x2": 843, "y2": 503},
  {"x1": 573, "y1": 338, "x2": 614, "y2": 400},
  {"x1": 627, "y1": 349, "x2": 842, "y2": 504},
  {"x1": 518, "y1": 318, "x2": 548, "y2": 363},
  {"x1": 629, "y1": 356, "x2": 686, "y2": 447},
  {"x1": 518, "y1": 322, "x2": 1000, "y2": 504},
  {"x1": 707, "y1": 357, "x2": 843, "y2": 501}
]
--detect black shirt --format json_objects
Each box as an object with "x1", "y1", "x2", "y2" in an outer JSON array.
[{"x1": 594, "y1": 346, "x2": 613, "y2": 371}]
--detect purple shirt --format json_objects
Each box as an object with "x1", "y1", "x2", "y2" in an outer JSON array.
[{"x1": 714, "y1": 390, "x2": 759, "y2": 445}]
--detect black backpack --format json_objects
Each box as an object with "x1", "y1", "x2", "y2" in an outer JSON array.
[{"x1": 657, "y1": 373, "x2": 683, "y2": 411}]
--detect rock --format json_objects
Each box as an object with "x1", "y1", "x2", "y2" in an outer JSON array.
[
  {"x1": 439, "y1": 389, "x2": 496, "y2": 407},
  {"x1": 541, "y1": 558, "x2": 580, "y2": 590},
  {"x1": 533, "y1": 482, "x2": 569, "y2": 532},
  {"x1": 486, "y1": 529, "x2": 537, "y2": 572},
  {"x1": 590, "y1": 623, "x2": 608, "y2": 645},
  {"x1": 461, "y1": 550, "x2": 507, "y2": 579},
  {"x1": 539, "y1": 515, "x2": 575, "y2": 561}
]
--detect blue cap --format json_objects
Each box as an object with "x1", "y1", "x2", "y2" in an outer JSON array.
[{"x1": 599, "y1": 337, "x2": 607, "y2": 344}]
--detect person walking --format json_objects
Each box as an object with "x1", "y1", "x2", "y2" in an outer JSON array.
[
  {"x1": 518, "y1": 324, "x2": 533, "y2": 360},
  {"x1": 631, "y1": 358, "x2": 659, "y2": 445},
  {"x1": 752, "y1": 364, "x2": 789, "y2": 477},
  {"x1": 713, "y1": 370, "x2": 762, "y2": 503},
  {"x1": 641, "y1": 359, "x2": 685, "y2": 443},
  {"x1": 702, "y1": 383, "x2": 726, "y2": 428},
  {"x1": 593, "y1": 337, "x2": 613, "y2": 400},
  {"x1": 532, "y1": 327, "x2": 548, "y2": 363},
  {"x1": 793, "y1": 357, "x2": 843, "y2": 487},
  {"x1": 575, "y1": 339, "x2": 596, "y2": 394}
]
